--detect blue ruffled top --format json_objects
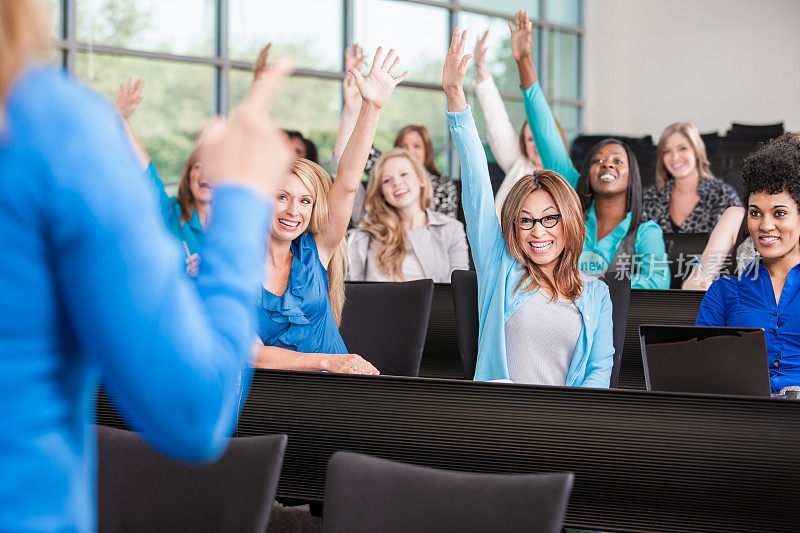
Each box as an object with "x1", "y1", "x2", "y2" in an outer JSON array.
[{"x1": 257, "y1": 232, "x2": 348, "y2": 354}]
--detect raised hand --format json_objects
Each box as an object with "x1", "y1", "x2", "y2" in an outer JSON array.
[
  {"x1": 509, "y1": 10, "x2": 533, "y2": 62},
  {"x1": 348, "y1": 46, "x2": 408, "y2": 110},
  {"x1": 442, "y1": 27, "x2": 471, "y2": 112},
  {"x1": 474, "y1": 29, "x2": 490, "y2": 83},
  {"x1": 343, "y1": 43, "x2": 366, "y2": 111},
  {"x1": 199, "y1": 57, "x2": 294, "y2": 198},
  {"x1": 324, "y1": 353, "x2": 380, "y2": 375},
  {"x1": 115, "y1": 78, "x2": 144, "y2": 119},
  {"x1": 253, "y1": 42, "x2": 271, "y2": 82}
]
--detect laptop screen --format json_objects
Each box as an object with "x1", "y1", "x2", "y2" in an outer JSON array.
[{"x1": 639, "y1": 325, "x2": 770, "y2": 396}]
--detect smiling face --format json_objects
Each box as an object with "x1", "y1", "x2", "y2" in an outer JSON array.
[
  {"x1": 747, "y1": 190, "x2": 800, "y2": 264},
  {"x1": 189, "y1": 160, "x2": 212, "y2": 204},
  {"x1": 589, "y1": 143, "x2": 630, "y2": 197},
  {"x1": 272, "y1": 173, "x2": 314, "y2": 243},
  {"x1": 399, "y1": 130, "x2": 427, "y2": 166},
  {"x1": 663, "y1": 132, "x2": 699, "y2": 181},
  {"x1": 522, "y1": 123, "x2": 543, "y2": 168},
  {"x1": 379, "y1": 156, "x2": 424, "y2": 212},
  {"x1": 517, "y1": 189, "x2": 565, "y2": 272}
]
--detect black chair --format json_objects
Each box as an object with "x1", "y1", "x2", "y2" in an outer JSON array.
[
  {"x1": 601, "y1": 275, "x2": 631, "y2": 388},
  {"x1": 96, "y1": 425, "x2": 286, "y2": 533},
  {"x1": 451, "y1": 270, "x2": 478, "y2": 380},
  {"x1": 662, "y1": 232, "x2": 712, "y2": 289},
  {"x1": 419, "y1": 283, "x2": 465, "y2": 379},
  {"x1": 726, "y1": 122, "x2": 784, "y2": 142},
  {"x1": 322, "y1": 451, "x2": 573, "y2": 533},
  {"x1": 339, "y1": 280, "x2": 434, "y2": 376}
]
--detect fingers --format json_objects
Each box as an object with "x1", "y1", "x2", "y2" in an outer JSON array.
[
  {"x1": 369, "y1": 46, "x2": 382, "y2": 75},
  {"x1": 458, "y1": 29, "x2": 467, "y2": 55},
  {"x1": 394, "y1": 70, "x2": 409, "y2": 84},
  {"x1": 458, "y1": 54, "x2": 472, "y2": 73},
  {"x1": 450, "y1": 26, "x2": 460, "y2": 51},
  {"x1": 387, "y1": 55, "x2": 401, "y2": 76},
  {"x1": 245, "y1": 56, "x2": 294, "y2": 116},
  {"x1": 508, "y1": 18, "x2": 515, "y2": 35},
  {"x1": 381, "y1": 48, "x2": 395, "y2": 71}
]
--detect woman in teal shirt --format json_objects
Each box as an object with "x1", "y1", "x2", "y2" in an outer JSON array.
[
  {"x1": 116, "y1": 79, "x2": 207, "y2": 275},
  {"x1": 509, "y1": 11, "x2": 669, "y2": 289}
]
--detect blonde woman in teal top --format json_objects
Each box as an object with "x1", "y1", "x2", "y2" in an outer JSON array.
[
  {"x1": 116, "y1": 79, "x2": 207, "y2": 275},
  {"x1": 444, "y1": 29, "x2": 614, "y2": 387},
  {"x1": 509, "y1": 11, "x2": 669, "y2": 289}
]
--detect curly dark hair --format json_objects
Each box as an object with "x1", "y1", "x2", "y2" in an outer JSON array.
[{"x1": 741, "y1": 133, "x2": 800, "y2": 208}]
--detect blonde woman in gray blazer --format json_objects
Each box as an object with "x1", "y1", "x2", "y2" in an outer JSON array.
[{"x1": 347, "y1": 148, "x2": 470, "y2": 283}]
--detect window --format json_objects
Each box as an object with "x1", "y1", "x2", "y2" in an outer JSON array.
[{"x1": 51, "y1": 0, "x2": 584, "y2": 181}]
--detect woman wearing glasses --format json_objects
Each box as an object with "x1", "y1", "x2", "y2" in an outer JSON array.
[{"x1": 444, "y1": 29, "x2": 614, "y2": 387}]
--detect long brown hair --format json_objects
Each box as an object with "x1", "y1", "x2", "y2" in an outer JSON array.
[
  {"x1": 360, "y1": 148, "x2": 432, "y2": 281},
  {"x1": 0, "y1": 0, "x2": 48, "y2": 111},
  {"x1": 500, "y1": 170, "x2": 585, "y2": 301},
  {"x1": 655, "y1": 122, "x2": 714, "y2": 192},
  {"x1": 394, "y1": 125, "x2": 442, "y2": 177},
  {"x1": 176, "y1": 147, "x2": 201, "y2": 223},
  {"x1": 290, "y1": 158, "x2": 348, "y2": 326}
]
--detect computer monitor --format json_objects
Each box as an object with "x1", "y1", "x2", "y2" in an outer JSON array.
[{"x1": 639, "y1": 325, "x2": 770, "y2": 396}]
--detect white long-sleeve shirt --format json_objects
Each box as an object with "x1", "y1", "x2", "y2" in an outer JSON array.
[{"x1": 474, "y1": 76, "x2": 539, "y2": 219}]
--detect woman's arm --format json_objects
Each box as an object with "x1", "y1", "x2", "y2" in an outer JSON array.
[
  {"x1": 331, "y1": 44, "x2": 366, "y2": 175},
  {"x1": 631, "y1": 222, "x2": 671, "y2": 290},
  {"x1": 115, "y1": 78, "x2": 150, "y2": 170},
  {"x1": 317, "y1": 47, "x2": 408, "y2": 265},
  {"x1": 444, "y1": 28, "x2": 505, "y2": 271},
  {"x1": 473, "y1": 30, "x2": 523, "y2": 174},
  {"x1": 682, "y1": 206, "x2": 744, "y2": 290},
  {"x1": 582, "y1": 284, "x2": 614, "y2": 388},
  {"x1": 695, "y1": 278, "x2": 728, "y2": 327},
  {"x1": 512, "y1": 11, "x2": 578, "y2": 187},
  {"x1": 254, "y1": 344, "x2": 379, "y2": 375},
  {"x1": 53, "y1": 60, "x2": 293, "y2": 462}
]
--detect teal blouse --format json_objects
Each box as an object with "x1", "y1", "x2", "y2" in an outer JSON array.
[
  {"x1": 144, "y1": 161, "x2": 205, "y2": 255},
  {"x1": 521, "y1": 81, "x2": 670, "y2": 289}
]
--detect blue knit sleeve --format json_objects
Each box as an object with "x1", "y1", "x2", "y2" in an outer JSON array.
[{"x1": 631, "y1": 221, "x2": 671, "y2": 290}]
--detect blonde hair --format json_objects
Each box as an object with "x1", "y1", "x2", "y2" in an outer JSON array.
[
  {"x1": 291, "y1": 158, "x2": 348, "y2": 326},
  {"x1": 655, "y1": 122, "x2": 714, "y2": 192},
  {"x1": 360, "y1": 148, "x2": 432, "y2": 281},
  {"x1": 0, "y1": 0, "x2": 49, "y2": 111},
  {"x1": 500, "y1": 170, "x2": 585, "y2": 301}
]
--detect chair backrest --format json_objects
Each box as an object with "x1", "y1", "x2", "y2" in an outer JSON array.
[
  {"x1": 617, "y1": 289, "x2": 707, "y2": 389},
  {"x1": 662, "y1": 232, "x2": 711, "y2": 288},
  {"x1": 96, "y1": 425, "x2": 286, "y2": 533},
  {"x1": 339, "y1": 280, "x2": 434, "y2": 377},
  {"x1": 419, "y1": 283, "x2": 465, "y2": 379},
  {"x1": 450, "y1": 270, "x2": 478, "y2": 380},
  {"x1": 323, "y1": 451, "x2": 573, "y2": 533},
  {"x1": 601, "y1": 275, "x2": 632, "y2": 388}
]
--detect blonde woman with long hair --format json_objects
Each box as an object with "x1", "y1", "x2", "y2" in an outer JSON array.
[
  {"x1": 643, "y1": 122, "x2": 741, "y2": 233},
  {"x1": 0, "y1": 0, "x2": 293, "y2": 529},
  {"x1": 348, "y1": 148, "x2": 469, "y2": 282},
  {"x1": 253, "y1": 46, "x2": 408, "y2": 375},
  {"x1": 444, "y1": 28, "x2": 614, "y2": 386}
]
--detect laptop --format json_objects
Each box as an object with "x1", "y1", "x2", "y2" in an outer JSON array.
[{"x1": 639, "y1": 325, "x2": 770, "y2": 396}]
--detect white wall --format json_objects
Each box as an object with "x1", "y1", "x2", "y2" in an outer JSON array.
[{"x1": 583, "y1": 0, "x2": 800, "y2": 138}]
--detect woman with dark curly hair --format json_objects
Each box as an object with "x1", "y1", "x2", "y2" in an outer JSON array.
[{"x1": 696, "y1": 133, "x2": 800, "y2": 394}]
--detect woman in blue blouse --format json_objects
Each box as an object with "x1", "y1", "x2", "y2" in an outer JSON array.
[
  {"x1": 444, "y1": 29, "x2": 614, "y2": 387},
  {"x1": 696, "y1": 134, "x2": 800, "y2": 394},
  {"x1": 508, "y1": 11, "x2": 669, "y2": 290},
  {"x1": 0, "y1": 1, "x2": 292, "y2": 529},
  {"x1": 252, "y1": 47, "x2": 408, "y2": 375},
  {"x1": 115, "y1": 79, "x2": 207, "y2": 276}
]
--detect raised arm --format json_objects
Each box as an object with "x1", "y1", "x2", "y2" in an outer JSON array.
[
  {"x1": 60, "y1": 60, "x2": 293, "y2": 462},
  {"x1": 512, "y1": 11, "x2": 578, "y2": 186},
  {"x1": 682, "y1": 206, "x2": 744, "y2": 290},
  {"x1": 331, "y1": 44, "x2": 367, "y2": 174},
  {"x1": 444, "y1": 28, "x2": 505, "y2": 271},
  {"x1": 115, "y1": 78, "x2": 150, "y2": 170},
  {"x1": 317, "y1": 47, "x2": 408, "y2": 264},
  {"x1": 473, "y1": 29, "x2": 524, "y2": 174}
]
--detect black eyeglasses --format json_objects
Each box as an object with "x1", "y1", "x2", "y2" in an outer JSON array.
[{"x1": 518, "y1": 214, "x2": 562, "y2": 230}]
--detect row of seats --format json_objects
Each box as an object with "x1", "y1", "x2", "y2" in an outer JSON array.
[
  {"x1": 341, "y1": 273, "x2": 705, "y2": 389},
  {"x1": 96, "y1": 425, "x2": 572, "y2": 533}
]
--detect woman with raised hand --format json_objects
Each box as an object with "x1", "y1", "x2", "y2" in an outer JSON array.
[
  {"x1": 253, "y1": 46, "x2": 408, "y2": 375},
  {"x1": 643, "y1": 122, "x2": 741, "y2": 233},
  {"x1": 115, "y1": 79, "x2": 207, "y2": 276},
  {"x1": 510, "y1": 10, "x2": 669, "y2": 290},
  {"x1": 444, "y1": 28, "x2": 614, "y2": 387},
  {"x1": 332, "y1": 44, "x2": 460, "y2": 223},
  {"x1": 0, "y1": 1, "x2": 292, "y2": 529},
  {"x1": 472, "y1": 29, "x2": 543, "y2": 218},
  {"x1": 347, "y1": 147, "x2": 470, "y2": 282},
  {"x1": 696, "y1": 134, "x2": 800, "y2": 394}
]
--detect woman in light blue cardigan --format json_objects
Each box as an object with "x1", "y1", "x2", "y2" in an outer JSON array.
[{"x1": 444, "y1": 29, "x2": 614, "y2": 387}]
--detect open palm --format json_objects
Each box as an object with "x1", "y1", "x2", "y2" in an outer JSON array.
[
  {"x1": 115, "y1": 78, "x2": 144, "y2": 118},
  {"x1": 509, "y1": 10, "x2": 533, "y2": 61},
  {"x1": 443, "y1": 28, "x2": 471, "y2": 92},
  {"x1": 349, "y1": 47, "x2": 408, "y2": 109}
]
